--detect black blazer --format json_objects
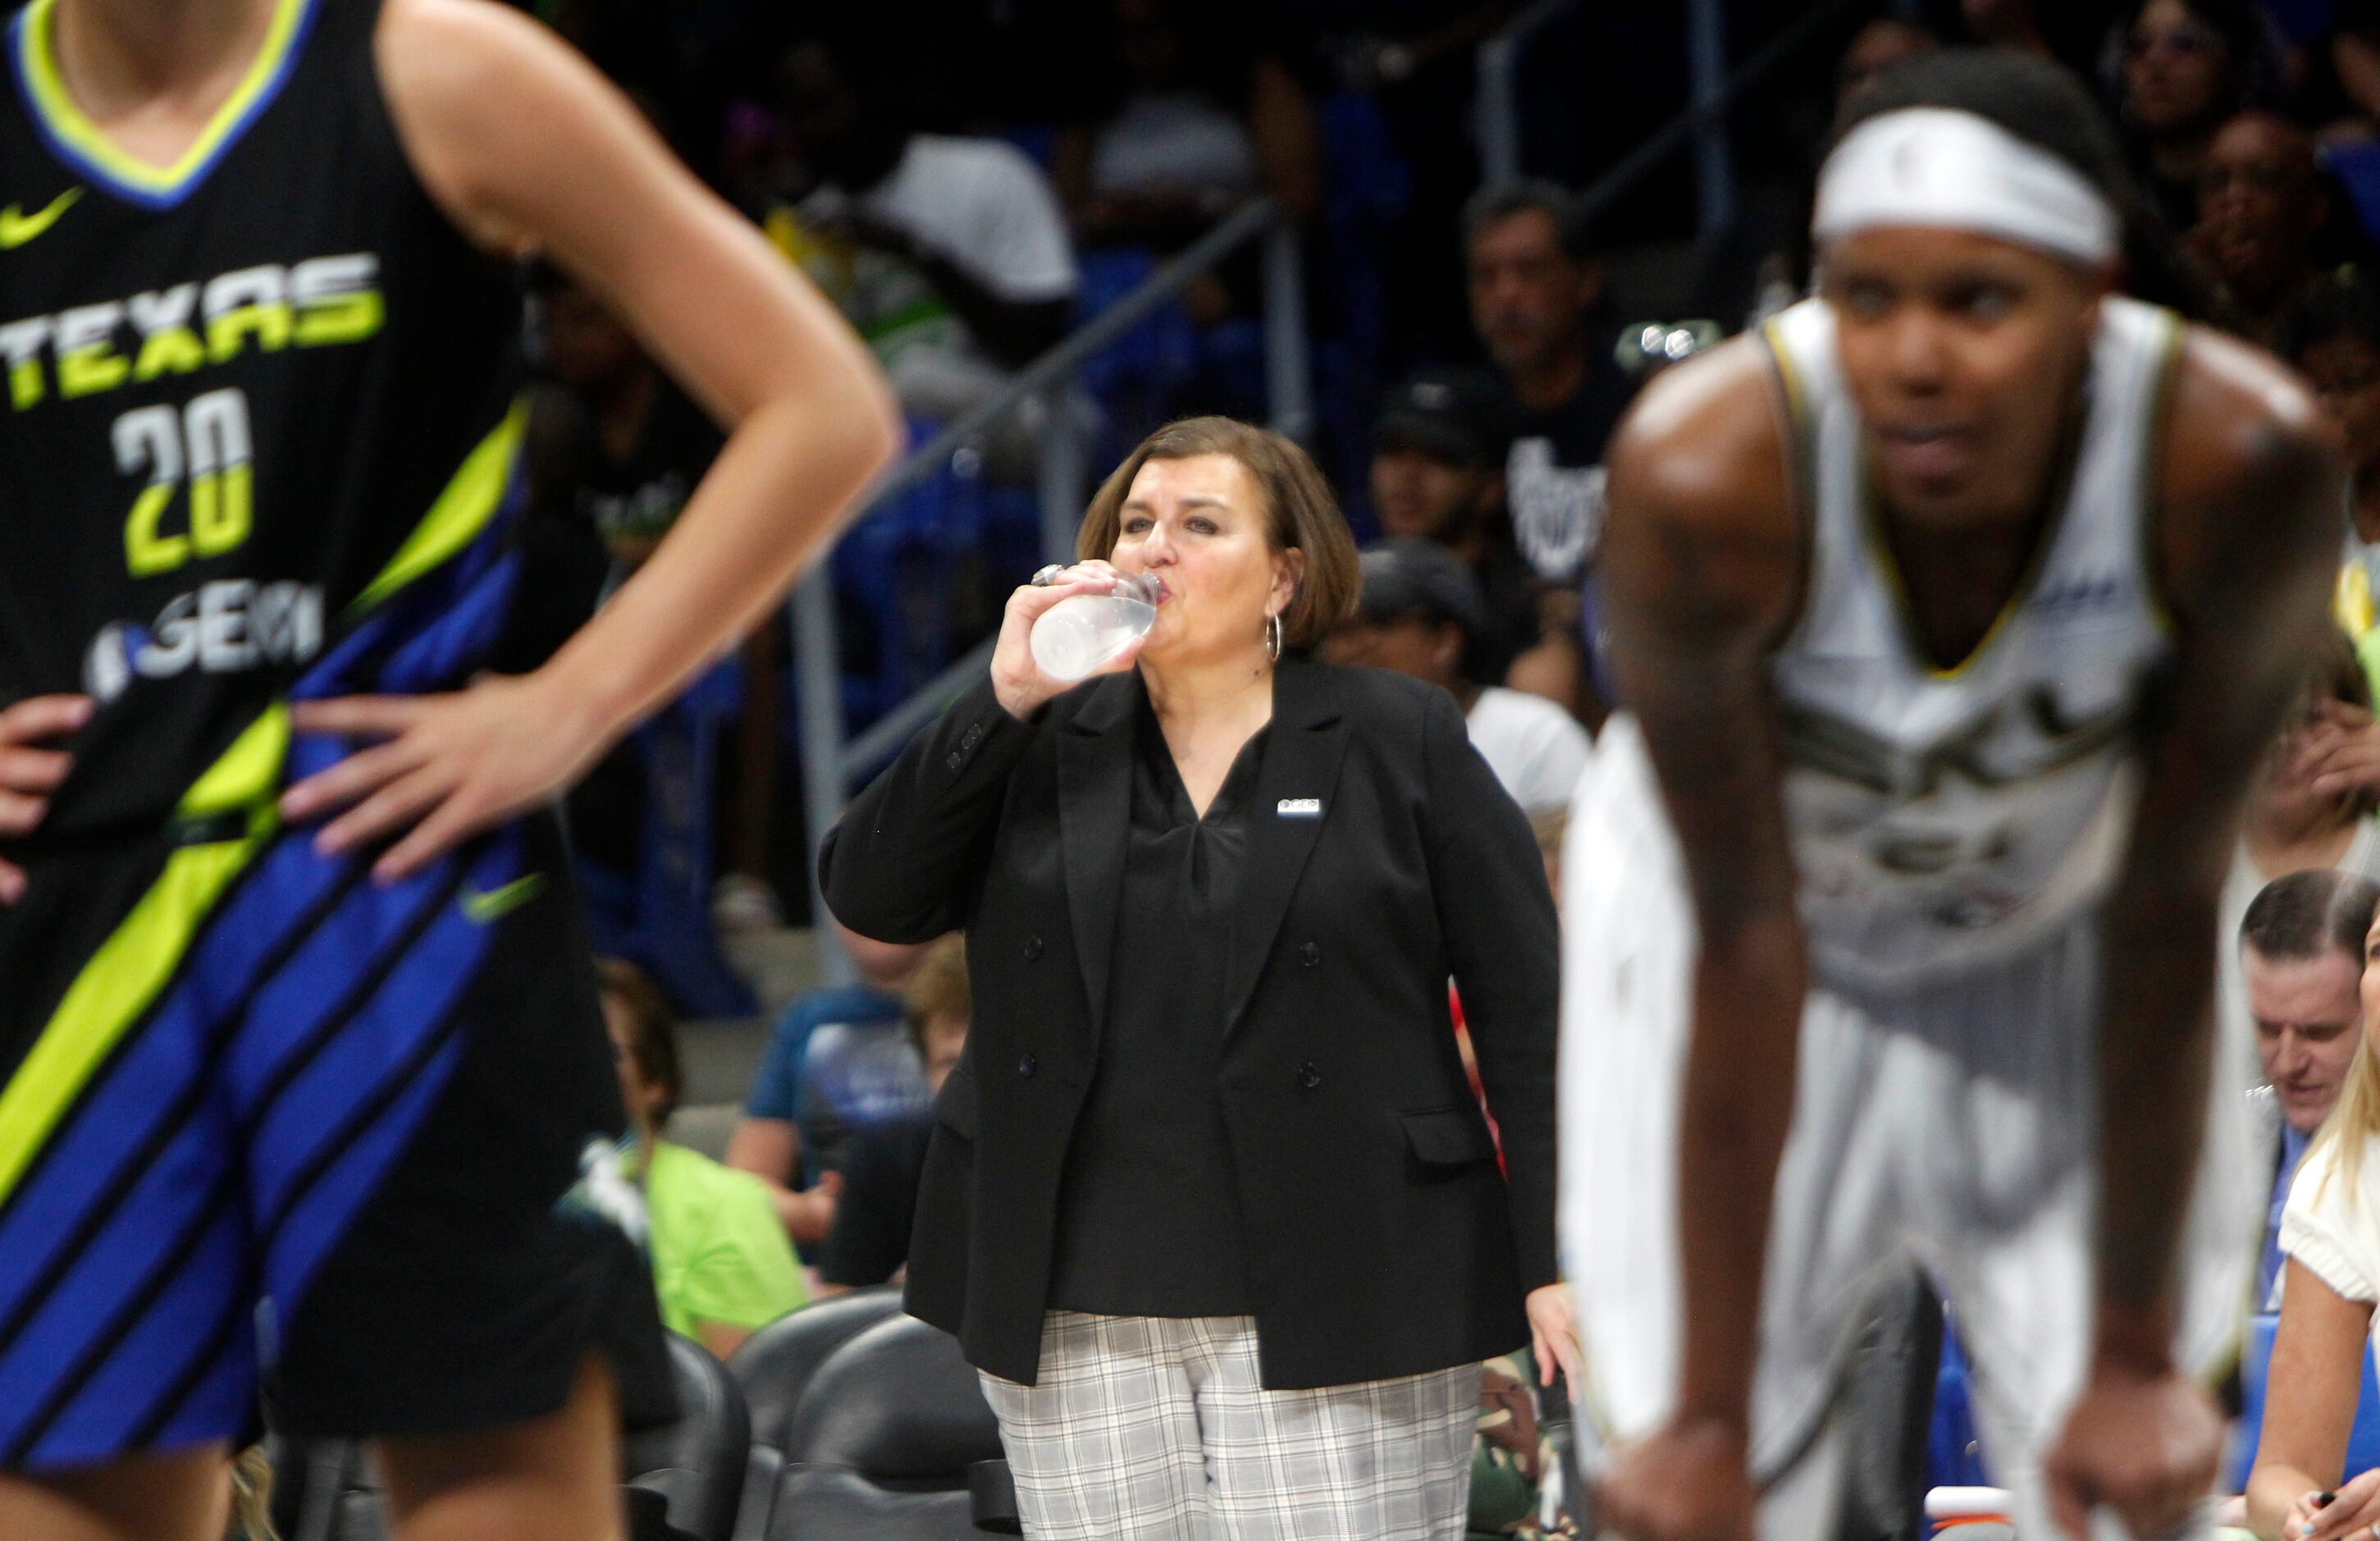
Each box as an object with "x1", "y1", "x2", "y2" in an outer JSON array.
[{"x1": 820, "y1": 656, "x2": 1560, "y2": 1389}]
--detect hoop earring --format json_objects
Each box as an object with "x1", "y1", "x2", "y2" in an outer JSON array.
[{"x1": 1267, "y1": 613, "x2": 1283, "y2": 663}]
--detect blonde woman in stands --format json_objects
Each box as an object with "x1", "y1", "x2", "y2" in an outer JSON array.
[{"x1": 2249, "y1": 905, "x2": 2380, "y2": 1536}]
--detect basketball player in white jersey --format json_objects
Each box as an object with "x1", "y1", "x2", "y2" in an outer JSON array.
[{"x1": 1562, "y1": 50, "x2": 2342, "y2": 1541}]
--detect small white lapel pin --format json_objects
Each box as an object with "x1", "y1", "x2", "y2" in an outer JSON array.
[{"x1": 1277, "y1": 798, "x2": 1322, "y2": 817}]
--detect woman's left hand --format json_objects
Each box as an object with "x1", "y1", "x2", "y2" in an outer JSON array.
[
  {"x1": 2295, "y1": 1468, "x2": 2380, "y2": 1540},
  {"x1": 1526, "y1": 1283, "x2": 1582, "y2": 1391},
  {"x1": 281, "y1": 673, "x2": 614, "y2": 881}
]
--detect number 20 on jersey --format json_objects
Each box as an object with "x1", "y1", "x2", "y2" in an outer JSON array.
[{"x1": 114, "y1": 387, "x2": 253, "y2": 577}]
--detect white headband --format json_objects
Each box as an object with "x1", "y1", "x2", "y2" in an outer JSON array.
[{"x1": 1811, "y1": 107, "x2": 2119, "y2": 268}]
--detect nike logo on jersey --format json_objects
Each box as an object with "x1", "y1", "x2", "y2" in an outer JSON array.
[
  {"x1": 0, "y1": 190, "x2": 80, "y2": 249},
  {"x1": 460, "y1": 873, "x2": 546, "y2": 926}
]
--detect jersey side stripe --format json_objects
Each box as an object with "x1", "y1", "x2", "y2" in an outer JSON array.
[
  {"x1": 0, "y1": 407, "x2": 527, "y2": 1231},
  {"x1": 0, "y1": 707, "x2": 288, "y2": 1209},
  {"x1": 4, "y1": 845, "x2": 505, "y2": 1466},
  {"x1": 347, "y1": 400, "x2": 528, "y2": 615}
]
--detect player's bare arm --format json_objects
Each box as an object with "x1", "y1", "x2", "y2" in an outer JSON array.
[
  {"x1": 2045, "y1": 328, "x2": 2342, "y2": 1541},
  {"x1": 277, "y1": 0, "x2": 900, "y2": 879},
  {"x1": 1592, "y1": 338, "x2": 1811, "y2": 1541}
]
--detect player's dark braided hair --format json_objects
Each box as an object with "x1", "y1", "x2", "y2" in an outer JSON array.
[{"x1": 1824, "y1": 48, "x2": 2216, "y2": 321}]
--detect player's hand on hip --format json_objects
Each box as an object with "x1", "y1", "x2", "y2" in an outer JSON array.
[
  {"x1": 0, "y1": 694, "x2": 93, "y2": 904},
  {"x1": 2041, "y1": 1357, "x2": 2221, "y2": 1541},
  {"x1": 282, "y1": 674, "x2": 612, "y2": 882},
  {"x1": 989, "y1": 560, "x2": 1140, "y2": 721},
  {"x1": 2291, "y1": 1468, "x2": 2380, "y2": 1540},
  {"x1": 1593, "y1": 1415, "x2": 1756, "y2": 1541}
]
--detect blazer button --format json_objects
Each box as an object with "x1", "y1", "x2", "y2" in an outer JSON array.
[
  {"x1": 1296, "y1": 1062, "x2": 1322, "y2": 1090},
  {"x1": 1022, "y1": 935, "x2": 1045, "y2": 962},
  {"x1": 1298, "y1": 941, "x2": 1321, "y2": 967},
  {"x1": 945, "y1": 751, "x2": 966, "y2": 770},
  {"x1": 1018, "y1": 1052, "x2": 1039, "y2": 1079}
]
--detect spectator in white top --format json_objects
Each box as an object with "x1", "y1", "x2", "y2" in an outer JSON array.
[
  {"x1": 1322, "y1": 537, "x2": 1592, "y2": 816},
  {"x1": 1053, "y1": 0, "x2": 1319, "y2": 325},
  {"x1": 766, "y1": 27, "x2": 1077, "y2": 448},
  {"x1": 2249, "y1": 889, "x2": 2380, "y2": 1537},
  {"x1": 2221, "y1": 634, "x2": 2380, "y2": 1084}
]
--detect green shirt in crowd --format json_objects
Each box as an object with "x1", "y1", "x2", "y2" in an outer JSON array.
[{"x1": 635, "y1": 1141, "x2": 808, "y2": 1340}]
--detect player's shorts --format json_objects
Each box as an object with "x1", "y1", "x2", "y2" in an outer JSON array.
[
  {"x1": 1557, "y1": 716, "x2": 2263, "y2": 1539},
  {"x1": 0, "y1": 732, "x2": 672, "y2": 1473}
]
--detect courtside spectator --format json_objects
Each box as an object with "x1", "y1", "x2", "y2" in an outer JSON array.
[
  {"x1": 2317, "y1": 2, "x2": 2380, "y2": 135},
  {"x1": 1368, "y1": 367, "x2": 1560, "y2": 689},
  {"x1": 1054, "y1": 0, "x2": 1320, "y2": 326},
  {"x1": 818, "y1": 935, "x2": 972, "y2": 1293},
  {"x1": 1465, "y1": 181, "x2": 1633, "y2": 592},
  {"x1": 1323, "y1": 538, "x2": 1592, "y2": 815},
  {"x1": 2242, "y1": 873, "x2": 2380, "y2": 1310},
  {"x1": 765, "y1": 28, "x2": 1076, "y2": 462},
  {"x1": 2282, "y1": 270, "x2": 2380, "y2": 697},
  {"x1": 533, "y1": 270, "x2": 725, "y2": 575},
  {"x1": 2119, "y1": 0, "x2": 2276, "y2": 232},
  {"x1": 2244, "y1": 880, "x2": 2380, "y2": 1533},
  {"x1": 727, "y1": 922, "x2": 934, "y2": 1246},
  {"x1": 1834, "y1": 17, "x2": 1939, "y2": 116},
  {"x1": 602, "y1": 960, "x2": 809, "y2": 1360},
  {"x1": 223, "y1": 1447, "x2": 272, "y2": 1541},
  {"x1": 2192, "y1": 111, "x2": 2341, "y2": 341},
  {"x1": 1469, "y1": 1352, "x2": 1547, "y2": 1539},
  {"x1": 2222, "y1": 634, "x2": 2380, "y2": 1087},
  {"x1": 522, "y1": 268, "x2": 782, "y2": 924},
  {"x1": 1957, "y1": 0, "x2": 2130, "y2": 77}
]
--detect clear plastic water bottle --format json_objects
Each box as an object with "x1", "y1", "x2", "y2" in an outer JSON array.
[{"x1": 1030, "y1": 573, "x2": 1160, "y2": 682}]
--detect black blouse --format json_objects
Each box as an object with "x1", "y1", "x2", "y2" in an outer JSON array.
[{"x1": 1045, "y1": 695, "x2": 1272, "y2": 1317}]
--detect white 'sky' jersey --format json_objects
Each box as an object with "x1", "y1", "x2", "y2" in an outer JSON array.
[{"x1": 1761, "y1": 294, "x2": 2181, "y2": 991}]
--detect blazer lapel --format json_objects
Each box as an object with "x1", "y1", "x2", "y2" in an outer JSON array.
[
  {"x1": 1057, "y1": 674, "x2": 1138, "y2": 1051},
  {"x1": 1224, "y1": 657, "x2": 1350, "y2": 1038}
]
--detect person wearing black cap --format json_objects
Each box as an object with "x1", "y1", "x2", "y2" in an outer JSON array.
[
  {"x1": 1325, "y1": 539, "x2": 1593, "y2": 816},
  {"x1": 1371, "y1": 368, "x2": 1586, "y2": 712}
]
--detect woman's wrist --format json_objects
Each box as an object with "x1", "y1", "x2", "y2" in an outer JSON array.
[{"x1": 991, "y1": 670, "x2": 1052, "y2": 722}]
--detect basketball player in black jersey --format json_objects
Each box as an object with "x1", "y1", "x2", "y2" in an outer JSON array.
[{"x1": 0, "y1": 0, "x2": 899, "y2": 1535}]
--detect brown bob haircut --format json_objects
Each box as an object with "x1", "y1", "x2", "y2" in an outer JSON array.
[{"x1": 1075, "y1": 416, "x2": 1361, "y2": 652}]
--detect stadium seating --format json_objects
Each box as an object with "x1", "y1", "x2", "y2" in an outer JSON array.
[
  {"x1": 761, "y1": 1313, "x2": 1007, "y2": 1540},
  {"x1": 268, "y1": 1334, "x2": 752, "y2": 1541},
  {"x1": 1835, "y1": 1269, "x2": 1946, "y2": 1541},
  {"x1": 628, "y1": 1332, "x2": 756, "y2": 1541},
  {"x1": 727, "y1": 1284, "x2": 908, "y2": 1539}
]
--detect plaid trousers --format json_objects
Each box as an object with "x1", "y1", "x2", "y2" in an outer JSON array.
[{"x1": 979, "y1": 1310, "x2": 1481, "y2": 1541}]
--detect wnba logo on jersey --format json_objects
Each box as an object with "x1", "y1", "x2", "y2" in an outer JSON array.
[{"x1": 82, "y1": 577, "x2": 323, "y2": 702}]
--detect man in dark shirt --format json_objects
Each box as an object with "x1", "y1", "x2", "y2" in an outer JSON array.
[
  {"x1": 1464, "y1": 181, "x2": 1635, "y2": 723},
  {"x1": 1464, "y1": 180, "x2": 1633, "y2": 588},
  {"x1": 819, "y1": 935, "x2": 971, "y2": 1291}
]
